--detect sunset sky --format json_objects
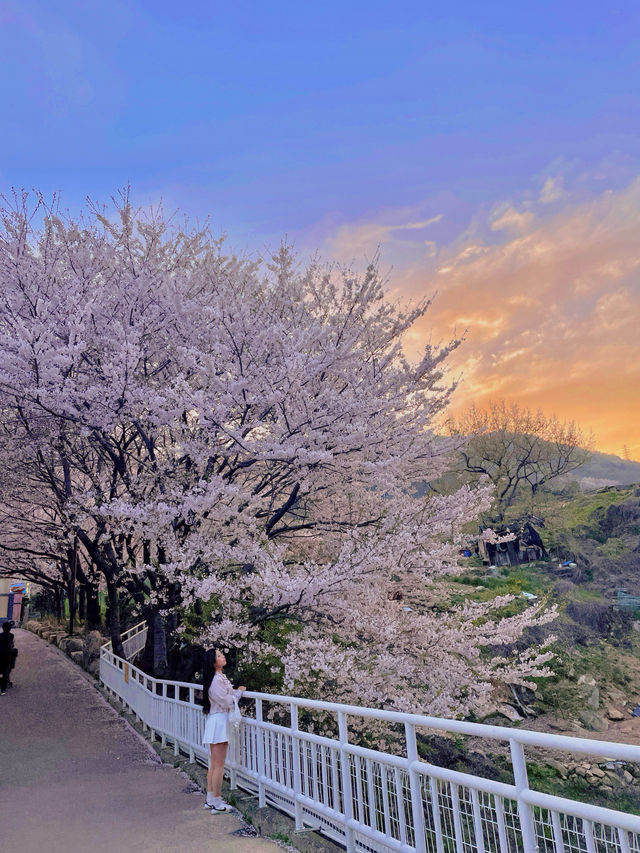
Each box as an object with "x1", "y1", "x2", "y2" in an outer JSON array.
[{"x1": 1, "y1": 1, "x2": 639, "y2": 457}]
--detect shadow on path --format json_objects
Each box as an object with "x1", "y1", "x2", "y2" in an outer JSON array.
[{"x1": 0, "y1": 629, "x2": 277, "y2": 853}]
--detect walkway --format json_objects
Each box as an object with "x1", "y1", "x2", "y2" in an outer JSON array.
[{"x1": 0, "y1": 629, "x2": 278, "y2": 853}]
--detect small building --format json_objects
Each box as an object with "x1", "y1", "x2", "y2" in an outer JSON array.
[
  {"x1": 477, "y1": 521, "x2": 546, "y2": 567},
  {"x1": 0, "y1": 578, "x2": 30, "y2": 624}
]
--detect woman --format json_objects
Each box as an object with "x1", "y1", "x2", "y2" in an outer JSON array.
[{"x1": 201, "y1": 648, "x2": 246, "y2": 811}]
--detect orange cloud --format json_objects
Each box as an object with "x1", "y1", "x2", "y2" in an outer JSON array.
[{"x1": 322, "y1": 177, "x2": 640, "y2": 459}]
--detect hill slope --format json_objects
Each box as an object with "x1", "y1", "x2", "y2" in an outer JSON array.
[{"x1": 563, "y1": 450, "x2": 640, "y2": 488}]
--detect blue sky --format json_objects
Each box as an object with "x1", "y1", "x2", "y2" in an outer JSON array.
[
  {"x1": 1, "y1": 0, "x2": 639, "y2": 455},
  {"x1": 2, "y1": 0, "x2": 639, "y2": 241}
]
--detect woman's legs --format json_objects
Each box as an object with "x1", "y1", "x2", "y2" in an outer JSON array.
[
  {"x1": 210, "y1": 741, "x2": 229, "y2": 798},
  {"x1": 206, "y1": 744, "x2": 217, "y2": 799}
]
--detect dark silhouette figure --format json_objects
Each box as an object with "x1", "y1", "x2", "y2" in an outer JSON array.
[{"x1": 0, "y1": 621, "x2": 17, "y2": 694}]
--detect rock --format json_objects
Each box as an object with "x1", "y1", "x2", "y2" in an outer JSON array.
[
  {"x1": 547, "y1": 719, "x2": 575, "y2": 733},
  {"x1": 589, "y1": 766, "x2": 605, "y2": 778},
  {"x1": 577, "y1": 675, "x2": 600, "y2": 710},
  {"x1": 497, "y1": 704, "x2": 524, "y2": 722},
  {"x1": 624, "y1": 771, "x2": 634, "y2": 784},
  {"x1": 70, "y1": 651, "x2": 84, "y2": 666},
  {"x1": 578, "y1": 710, "x2": 608, "y2": 732},
  {"x1": 546, "y1": 759, "x2": 568, "y2": 779},
  {"x1": 607, "y1": 708, "x2": 626, "y2": 721},
  {"x1": 474, "y1": 703, "x2": 499, "y2": 721},
  {"x1": 66, "y1": 638, "x2": 84, "y2": 654},
  {"x1": 88, "y1": 659, "x2": 100, "y2": 678},
  {"x1": 83, "y1": 631, "x2": 104, "y2": 668}
]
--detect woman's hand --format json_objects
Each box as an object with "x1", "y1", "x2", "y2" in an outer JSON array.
[{"x1": 237, "y1": 686, "x2": 246, "y2": 692}]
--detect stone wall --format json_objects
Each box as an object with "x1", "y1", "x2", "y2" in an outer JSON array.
[
  {"x1": 24, "y1": 619, "x2": 107, "y2": 679},
  {"x1": 549, "y1": 756, "x2": 640, "y2": 791}
]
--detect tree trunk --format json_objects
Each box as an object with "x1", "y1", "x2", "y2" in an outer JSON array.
[
  {"x1": 78, "y1": 584, "x2": 86, "y2": 622},
  {"x1": 105, "y1": 574, "x2": 125, "y2": 659},
  {"x1": 140, "y1": 612, "x2": 169, "y2": 678},
  {"x1": 55, "y1": 587, "x2": 64, "y2": 621},
  {"x1": 67, "y1": 586, "x2": 76, "y2": 636},
  {"x1": 86, "y1": 580, "x2": 101, "y2": 630},
  {"x1": 67, "y1": 546, "x2": 78, "y2": 636}
]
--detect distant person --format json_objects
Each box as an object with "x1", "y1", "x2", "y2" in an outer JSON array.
[
  {"x1": 0, "y1": 621, "x2": 16, "y2": 695},
  {"x1": 201, "y1": 648, "x2": 246, "y2": 811}
]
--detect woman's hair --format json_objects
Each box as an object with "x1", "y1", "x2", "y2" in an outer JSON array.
[{"x1": 201, "y1": 648, "x2": 217, "y2": 715}]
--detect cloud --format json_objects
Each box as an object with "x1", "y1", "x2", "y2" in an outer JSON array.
[
  {"x1": 327, "y1": 212, "x2": 443, "y2": 262},
  {"x1": 490, "y1": 206, "x2": 535, "y2": 233},
  {"x1": 401, "y1": 215, "x2": 444, "y2": 230},
  {"x1": 539, "y1": 175, "x2": 564, "y2": 204},
  {"x1": 321, "y1": 176, "x2": 640, "y2": 458}
]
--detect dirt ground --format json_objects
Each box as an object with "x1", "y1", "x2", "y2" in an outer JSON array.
[{"x1": 0, "y1": 629, "x2": 278, "y2": 853}]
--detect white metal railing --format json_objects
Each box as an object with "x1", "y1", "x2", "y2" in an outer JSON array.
[
  {"x1": 117, "y1": 621, "x2": 147, "y2": 661},
  {"x1": 101, "y1": 623, "x2": 640, "y2": 853}
]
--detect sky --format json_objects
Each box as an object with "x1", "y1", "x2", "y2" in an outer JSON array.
[{"x1": 1, "y1": 0, "x2": 639, "y2": 457}]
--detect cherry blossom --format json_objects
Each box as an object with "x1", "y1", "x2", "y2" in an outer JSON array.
[{"x1": 0, "y1": 192, "x2": 555, "y2": 711}]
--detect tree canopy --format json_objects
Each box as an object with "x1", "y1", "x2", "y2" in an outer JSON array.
[
  {"x1": 447, "y1": 401, "x2": 592, "y2": 522},
  {"x1": 0, "y1": 193, "x2": 555, "y2": 715}
]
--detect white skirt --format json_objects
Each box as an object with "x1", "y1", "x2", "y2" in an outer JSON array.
[{"x1": 203, "y1": 711, "x2": 229, "y2": 745}]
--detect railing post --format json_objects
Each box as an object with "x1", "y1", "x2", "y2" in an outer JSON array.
[
  {"x1": 510, "y1": 739, "x2": 538, "y2": 853},
  {"x1": 290, "y1": 702, "x2": 304, "y2": 831},
  {"x1": 338, "y1": 711, "x2": 356, "y2": 853},
  {"x1": 405, "y1": 721, "x2": 427, "y2": 853},
  {"x1": 148, "y1": 677, "x2": 156, "y2": 741},
  {"x1": 229, "y1": 693, "x2": 238, "y2": 790},
  {"x1": 189, "y1": 687, "x2": 195, "y2": 763},
  {"x1": 161, "y1": 682, "x2": 167, "y2": 747},
  {"x1": 256, "y1": 698, "x2": 266, "y2": 808}
]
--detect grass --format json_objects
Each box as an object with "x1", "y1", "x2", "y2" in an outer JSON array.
[
  {"x1": 599, "y1": 537, "x2": 631, "y2": 559},
  {"x1": 506, "y1": 484, "x2": 637, "y2": 554},
  {"x1": 448, "y1": 562, "x2": 552, "y2": 606},
  {"x1": 523, "y1": 485, "x2": 633, "y2": 530},
  {"x1": 269, "y1": 831, "x2": 294, "y2": 844}
]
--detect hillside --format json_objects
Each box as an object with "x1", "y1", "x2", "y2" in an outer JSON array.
[
  {"x1": 535, "y1": 483, "x2": 640, "y2": 594},
  {"x1": 564, "y1": 450, "x2": 640, "y2": 489},
  {"x1": 445, "y1": 486, "x2": 640, "y2": 811}
]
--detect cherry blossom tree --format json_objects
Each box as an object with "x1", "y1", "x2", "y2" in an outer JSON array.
[
  {"x1": 447, "y1": 401, "x2": 592, "y2": 522},
  {"x1": 0, "y1": 192, "x2": 555, "y2": 713}
]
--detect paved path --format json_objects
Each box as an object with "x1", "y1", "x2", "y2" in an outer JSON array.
[{"x1": 0, "y1": 629, "x2": 278, "y2": 853}]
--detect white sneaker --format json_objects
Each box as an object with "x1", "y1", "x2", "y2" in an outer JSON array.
[{"x1": 211, "y1": 799, "x2": 231, "y2": 812}]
